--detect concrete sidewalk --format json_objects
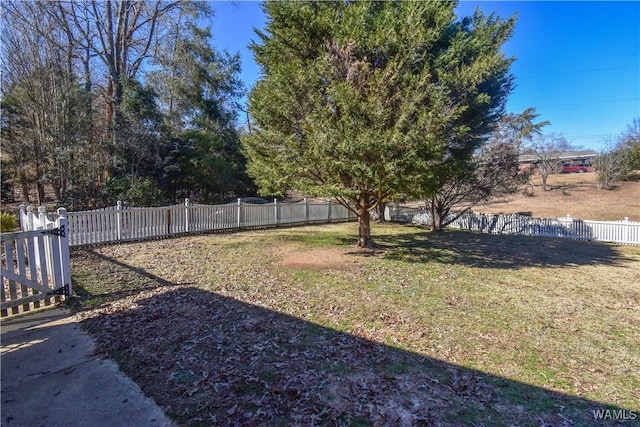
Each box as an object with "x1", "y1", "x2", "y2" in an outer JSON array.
[{"x1": 1, "y1": 308, "x2": 174, "y2": 427}]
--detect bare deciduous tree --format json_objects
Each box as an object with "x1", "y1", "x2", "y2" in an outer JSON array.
[
  {"x1": 596, "y1": 139, "x2": 631, "y2": 190},
  {"x1": 424, "y1": 109, "x2": 546, "y2": 231},
  {"x1": 1, "y1": 1, "x2": 82, "y2": 203},
  {"x1": 80, "y1": 1, "x2": 181, "y2": 157},
  {"x1": 524, "y1": 133, "x2": 574, "y2": 191}
]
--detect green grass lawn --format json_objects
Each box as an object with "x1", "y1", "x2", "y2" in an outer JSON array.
[{"x1": 71, "y1": 223, "x2": 640, "y2": 426}]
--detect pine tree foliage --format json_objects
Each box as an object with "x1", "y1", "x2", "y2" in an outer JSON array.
[{"x1": 243, "y1": 1, "x2": 515, "y2": 246}]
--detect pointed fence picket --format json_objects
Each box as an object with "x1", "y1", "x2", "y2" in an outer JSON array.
[{"x1": 4, "y1": 207, "x2": 72, "y2": 317}]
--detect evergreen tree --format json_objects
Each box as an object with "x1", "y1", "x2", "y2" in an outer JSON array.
[
  {"x1": 148, "y1": 17, "x2": 252, "y2": 203},
  {"x1": 243, "y1": 1, "x2": 515, "y2": 247}
]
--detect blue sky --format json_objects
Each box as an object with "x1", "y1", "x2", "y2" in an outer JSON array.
[{"x1": 210, "y1": 1, "x2": 640, "y2": 151}]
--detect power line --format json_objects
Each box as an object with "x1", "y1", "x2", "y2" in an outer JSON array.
[
  {"x1": 564, "y1": 134, "x2": 624, "y2": 140},
  {"x1": 534, "y1": 98, "x2": 640, "y2": 109},
  {"x1": 516, "y1": 66, "x2": 635, "y2": 80}
]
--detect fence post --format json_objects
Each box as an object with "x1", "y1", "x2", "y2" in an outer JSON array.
[
  {"x1": 304, "y1": 198, "x2": 309, "y2": 224},
  {"x1": 56, "y1": 208, "x2": 72, "y2": 298},
  {"x1": 166, "y1": 207, "x2": 172, "y2": 236},
  {"x1": 185, "y1": 198, "x2": 190, "y2": 233},
  {"x1": 25, "y1": 206, "x2": 35, "y2": 230},
  {"x1": 18, "y1": 204, "x2": 26, "y2": 230},
  {"x1": 237, "y1": 198, "x2": 242, "y2": 229},
  {"x1": 327, "y1": 201, "x2": 332, "y2": 222},
  {"x1": 274, "y1": 199, "x2": 279, "y2": 226},
  {"x1": 116, "y1": 201, "x2": 123, "y2": 241},
  {"x1": 38, "y1": 206, "x2": 48, "y2": 229},
  {"x1": 624, "y1": 217, "x2": 630, "y2": 244}
]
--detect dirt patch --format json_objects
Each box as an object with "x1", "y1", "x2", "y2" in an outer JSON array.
[{"x1": 277, "y1": 245, "x2": 361, "y2": 271}]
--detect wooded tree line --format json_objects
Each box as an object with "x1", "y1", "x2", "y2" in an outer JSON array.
[{"x1": 1, "y1": 0, "x2": 253, "y2": 209}]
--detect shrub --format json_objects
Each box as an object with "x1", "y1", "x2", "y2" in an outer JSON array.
[
  {"x1": 104, "y1": 176, "x2": 168, "y2": 207},
  {"x1": 125, "y1": 178, "x2": 167, "y2": 207},
  {"x1": 522, "y1": 185, "x2": 535, "y2": 197},
  {"x1": 596, "y1": 148, "x2": 629, "y2": 190},
  {"x1": 0, "y1": 211, "x2": 18, "y2": 232}
]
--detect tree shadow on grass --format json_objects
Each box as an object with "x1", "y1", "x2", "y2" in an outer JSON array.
[
  {"x1": 373, "y1": 227, "x2": 631, "y2": 270},
  {"x1": 69, "y1": 256, "x2": 636, "y2": 426},
  {"x1": 70, "y1": 249, "x2": 193, "y2": 310}
]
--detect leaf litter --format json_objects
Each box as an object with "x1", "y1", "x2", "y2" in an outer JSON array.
[{"x1": 70, "y1": 225, "x2": 640, "y2": 426}]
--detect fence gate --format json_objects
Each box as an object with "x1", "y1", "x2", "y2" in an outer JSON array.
[{"x1": 1, "y1": 210, "x2": 71, "y2": 318}]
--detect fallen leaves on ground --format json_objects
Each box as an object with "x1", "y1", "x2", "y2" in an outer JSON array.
[
  {"x1": 76, "y1": 284, "x2": 477, "y2": 426},
  {"x1": 70, "y1": 226, "x2": 639, "y2": 426}
]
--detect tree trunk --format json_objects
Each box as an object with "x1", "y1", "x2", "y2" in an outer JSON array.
[
  {"x1": 376, "y1": 201, "x2": 386, "y2": 222},
  {"x1": 53, "y1": 181, "x2": 62, "y2": 203},
  {"x1": 20, "y1": 177, "x2": 30, "y2": 204},
  {"x1": 357, "y1": 211, "x2": 375, "y2": 248},
  {"x1": 36, "y1": 182, "x2": 46, "y2": 205},
  {"x1": 356, "y1": 192, "x2": 375, "y2": 248},
  {"x1": 33, "y1": 141, "x2": 46, "y2": 204},
  {"x1": 428, "y1": 199, "x2": 446, "y2": 232}
]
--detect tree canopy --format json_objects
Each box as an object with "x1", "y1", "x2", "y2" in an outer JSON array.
[{"x1": 242, "y1": 0, "x2": 515, "y2": 246}]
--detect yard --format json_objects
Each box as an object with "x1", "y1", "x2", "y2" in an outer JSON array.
[
  {"x1": 70, "y1": 223, "x2": 640, "y2": 426},
  {"x1": 467, "y1": 172, "x2": 640, "y2": 221}
]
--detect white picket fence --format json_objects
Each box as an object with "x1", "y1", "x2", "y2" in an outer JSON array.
[
  {"x1": 2, "y1": 207, "x2": 72, "y2": 316},
  {"x1": 19, "y1": 201, "x2": 639, "y2": 248},
  {"x1": 386, "y1": 206, "x2": 640, "y2": 245},
  {"x1": 21, "y1": 199, "x2": 356, "y2": 247}
]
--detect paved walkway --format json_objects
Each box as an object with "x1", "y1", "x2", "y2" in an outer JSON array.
[{"x1": 1, "y1": 308, "x2": 174, "y2": 427}]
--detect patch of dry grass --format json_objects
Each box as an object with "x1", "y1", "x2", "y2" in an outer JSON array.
[
  {"x1": 71, "y1": 223, "x2": 640, "y2": 426},
  {"x1": 467, "y1": 172, "x2": 640, "y2": 221}
]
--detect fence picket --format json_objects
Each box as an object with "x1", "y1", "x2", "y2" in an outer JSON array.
[
  {"x1": 4, "y1": 241, "x2": 19, "y2": 315},
  {"x1": 15, "y1": 238, "x2": 30, "y2": 312},
  {"x1": 34, "y1": 234, "x2": 51, "y2": 306},
  {"x1": 24, "y1": 232, "x2": 39, "y2": 308},
  {"x1": 49, "y1": 233, "x2": 63, "y2": 290}
]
